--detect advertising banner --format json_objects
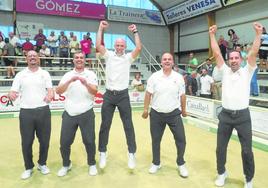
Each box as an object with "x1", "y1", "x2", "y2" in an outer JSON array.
[
  {"x1": 163, "y1": 0, "x2": 222, "y2": 25},
  {"x1": 17, "y1": 22, "x2": 44, "y2": 40},
  {"x1": 16, "y1": 0, "x2": 106, "y2": 20},
  {"x1": 186, "y1": 97, "x2": 215, "y2": 119},
  {"x1": 222, "y1": 0, "x2": 244, "y2": 6},
  {"x1": 0, "y1": 0, "x2": 13, "y2": 11},
  {"x1": 108, "y1": 5, "x2": 165, "y2": 26}
]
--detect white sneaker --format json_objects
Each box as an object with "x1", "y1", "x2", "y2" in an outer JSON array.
[
  {"x1": 37, "y1": 164, "x2": 50, "y2": 175},
  {"x1": 178, "y1": 164, "x2": 189, "y2": 178},
  {"x1": 128, "y1": 153, "x2": 136, "y2": 169},
  {"x1": 89, "y1": 165, "x2": 98, "y2": 176},
  {"x1": 99, "y1": 152, "x2": 107, "y2": 169},
  {"x1": 215, "y1": 171, "x2": 228, "y2": 187},
  {"x1": 148, "y1": 164, "x2": 161, "y2": 174},
  {"x1": 57, "y1": 164, "x2": 72, "y2": 177},
  {"x1": 244, "y1": 180, "x2": 253, "y2": 188},
  {"x1": 21, "y1": 169, "x2": 33, "y2": 180}
]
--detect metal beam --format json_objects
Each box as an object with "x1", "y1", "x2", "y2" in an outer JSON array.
[{"x1": 149, "y1": 0, "x2": 163, "y2": 11}]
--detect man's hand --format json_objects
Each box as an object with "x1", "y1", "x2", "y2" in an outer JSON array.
[
  {"x1": 253, "y1": 22, "x2": 263, "y2": 35},
  {"x1": 78, "y1": 77, "x2": 88, "y2": 86},
  {"x1": 209, "y1": 25, "x2": 217, "y2": 35},
  {"x1": 181, "y1": 110, "x2": 187, "y2": 117},
  {"x1": 142, "y1": 110, "x2": 149, "y2": 119},
  {"x1": 99, "y1": 21, "x2": 109, "y2": 30},
  {"x1": 128, "y1": 24, "x2": 137, "y2": 33},
  {"x1": 8, "y1": 91, "x2": 19, "y2": 101}
]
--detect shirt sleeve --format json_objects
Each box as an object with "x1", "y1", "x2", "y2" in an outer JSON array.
[
  {"x1": 10, "y1": 72, "x2": 21, "y2": 92},
  {"x1": 146, "y1": 75, "x2": 154, "y2": 94},
  {"x1": 88, "y1": 71, "x2": 98, "y2": 86},
  {"x1": 178, "y1": 76, "x2": 186, "y2": 96},
  {"x1": 44, "y1": 71, "x2": 53, "y2": 88},
  {"x1": 126, "y1": 53, "x2": 135, "y2": 64}
]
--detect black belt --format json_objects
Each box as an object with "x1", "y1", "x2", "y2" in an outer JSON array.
[
  {"x1": 222, "y1": 107, "x2": 248, "y2": 115},
  {"x1": 106, "y1": 88, "x2": 128, "y2": 95}
]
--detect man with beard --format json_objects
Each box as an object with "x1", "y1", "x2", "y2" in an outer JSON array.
[{"x1": 209, "y1": 22, "x2": 263, "y2": 188}]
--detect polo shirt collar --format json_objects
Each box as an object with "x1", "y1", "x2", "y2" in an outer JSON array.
[{"x1": 113, "y1": 51, "x2": 126, "y2": 57}]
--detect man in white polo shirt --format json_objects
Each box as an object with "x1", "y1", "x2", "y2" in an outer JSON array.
[
  {"x1": 142, "y1": 53, "x2": 188, "y2": 178},
  {"x1": 209, "y1": 22, "x2": 263, "y2": 188},
  {"x1": 8, "y1": 50, "x2": 54, "y2": 180},
  {"x1": 200, "y1": 68, "x2": 214, "y2": 99},
  {"x1": 96, "y1": 20, "x2": 142, "y2": 170},
  {"x1": 56, "y1": 52, "x2": 98, "y2": 176}
]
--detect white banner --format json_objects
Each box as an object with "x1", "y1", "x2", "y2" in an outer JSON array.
[
  {"x1": 186, "y1": 97, "x2": 215, "y2": 119},
  {"x1": 0, "y1": 0, "x2": 13, "y2": 11},
  {"x1": 108, "y1": 5, "x2": 165, "y2": 26},
  {"x1": 163, "y1": 0, "x2": 222, "y2": 25},
  {"x1": 16, "y1": 22, "x2": 44, "y2": 40}
]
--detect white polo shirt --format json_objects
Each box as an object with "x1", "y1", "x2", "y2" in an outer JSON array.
[
  {"x1": 11, "y1": 67, "x2": 52, "y2": 109},
  {"x1": 220, "y1": 63, "x2": 256, "y2": 110},
  {"x1": 59, "y1": 69, "x2": 97, "y2": 116},
  {"x1": 103, "y1": 50, "x2": 134, "y2": 90},
  {"x1": 200, "y1": 74, "x2": 214, "y2": 95},
  {"x1": 146, "y1": 70, "x2": 185, "y2": 113}
]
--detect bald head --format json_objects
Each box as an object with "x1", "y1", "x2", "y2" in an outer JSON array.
[{"x1": 114, "y1": 38, "x2": 126, "y2": 55}]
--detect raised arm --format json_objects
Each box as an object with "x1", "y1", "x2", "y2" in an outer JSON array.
[
  {"x1": 96, "y1": 21, "x2": 108, "y2": 56},
  {"x1": 209, "y1": 25, "x2": 225, "y2": 68},
  {"x1": 247, "y1": 22, "x2": 263, "y2": 67},
  {"x1": 128, "y1": 24, "x2": 142, "y2": 59}
]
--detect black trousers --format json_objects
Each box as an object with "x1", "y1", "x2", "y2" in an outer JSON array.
[
  {"x1": 19, "y1": 105, "x2": 51, "y2": 170},
  {"x1": 60, "y1": 109, "x2": 96, "y2": 166},
  {"x1": 150, "y1": 108, "x2": 186, "y2": 166},
  {"x1": 216, "y1": 108, "x2": 254, "y2": 182},
  {"x1": 98, "y1": 89, "x2": 137, "y2": 153}
]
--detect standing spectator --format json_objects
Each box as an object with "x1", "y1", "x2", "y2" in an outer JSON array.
[
  {"x1": 235, "y1": 44, "x2": 247, "y2": 67},
  {"x1": 187, "y1": 52, "x2": 198, "y2": 74},
  {"x1": 227, "y1": 28, "x2": 239, "y2": 49},
  {"x1": 56, "y1": 52, "x2": 98, "y2": 177},
  {"x1": 185, "y1": 71, "x2": 198, "y2": 96},
  {"x1": 47, "y1": 31, "x2": 58, "y2": 57},
  {"x1": 142, "y1": 53, "x2": 188, "y2": 177},
  {"x1": 68, "y1": 32, "x2": 75, "y2": 42},
  {"x1": 209, "y1": 22, "x2": 263, "y2": 188},
  {"x1": 212, "y1": 65, "x2": 223, "y2": 100},
  {"x1": 34, "y1": 29, "x2": 47, "y2": 52},
  {"x1": 203, "y1": 58, "x2": 214, "y2": 76},
  {"x1": 3, "y1": 38, "x2": 16, "y2": 78},
  {"x1": 59, "y1": 36, "x2": 69, "y2": 69},
  {"x1": 80, "y1": 35, "x2": 92, "y2": 59},
  {"x1": 8, "y1": 50, "x2": 54, "y2": 180},
  {"x1": 259, "y1": 27, "x2": 268, "y2": 72},
  {"x1": 69, "y1": 36, "x2": 80, "y2": 58},
  {"x1": 9, "y1": 32, "x2": 20, "y2": 47},
  {"x1": 218, "y1": 35, "x2": 228, "y2": 61},
  {"x1": 22, "y1": 38, "x2": 34, "y2": 56},
  {"x1": 0, "y1": 31, "x2": 4, "y2": 40},
  {"x1": 39, "y1": 44, "x2": 52, "y2": 67},
  {"x1": 58, "y1": 31, "x2": 65, "y2": 42},
  {"x1": 96, "y1": 21, "x2": 142, "y2": 170},
  {"x1": 200, "y1": 68, "x2": 214, "y2": 98},
  {"x1": 0, "y1": 35, "x2": 5, "y2": 65}
]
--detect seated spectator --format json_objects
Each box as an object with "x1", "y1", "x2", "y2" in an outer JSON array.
[
  {"x1": 39, "y1": 44, "x2": 52, "y2": 67},
  {"x1": 187, "y1": 52, "x2": 199, "y2": 74},
  {"x1": 200, "y1": 68, "x2": 214, "y2": 99},
  {"x1": 22, "y1": 38, "x2": 34, "y2": 56},
  {"x1": 131, "y1": 72, "x2": 144, "y2": 91}
]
